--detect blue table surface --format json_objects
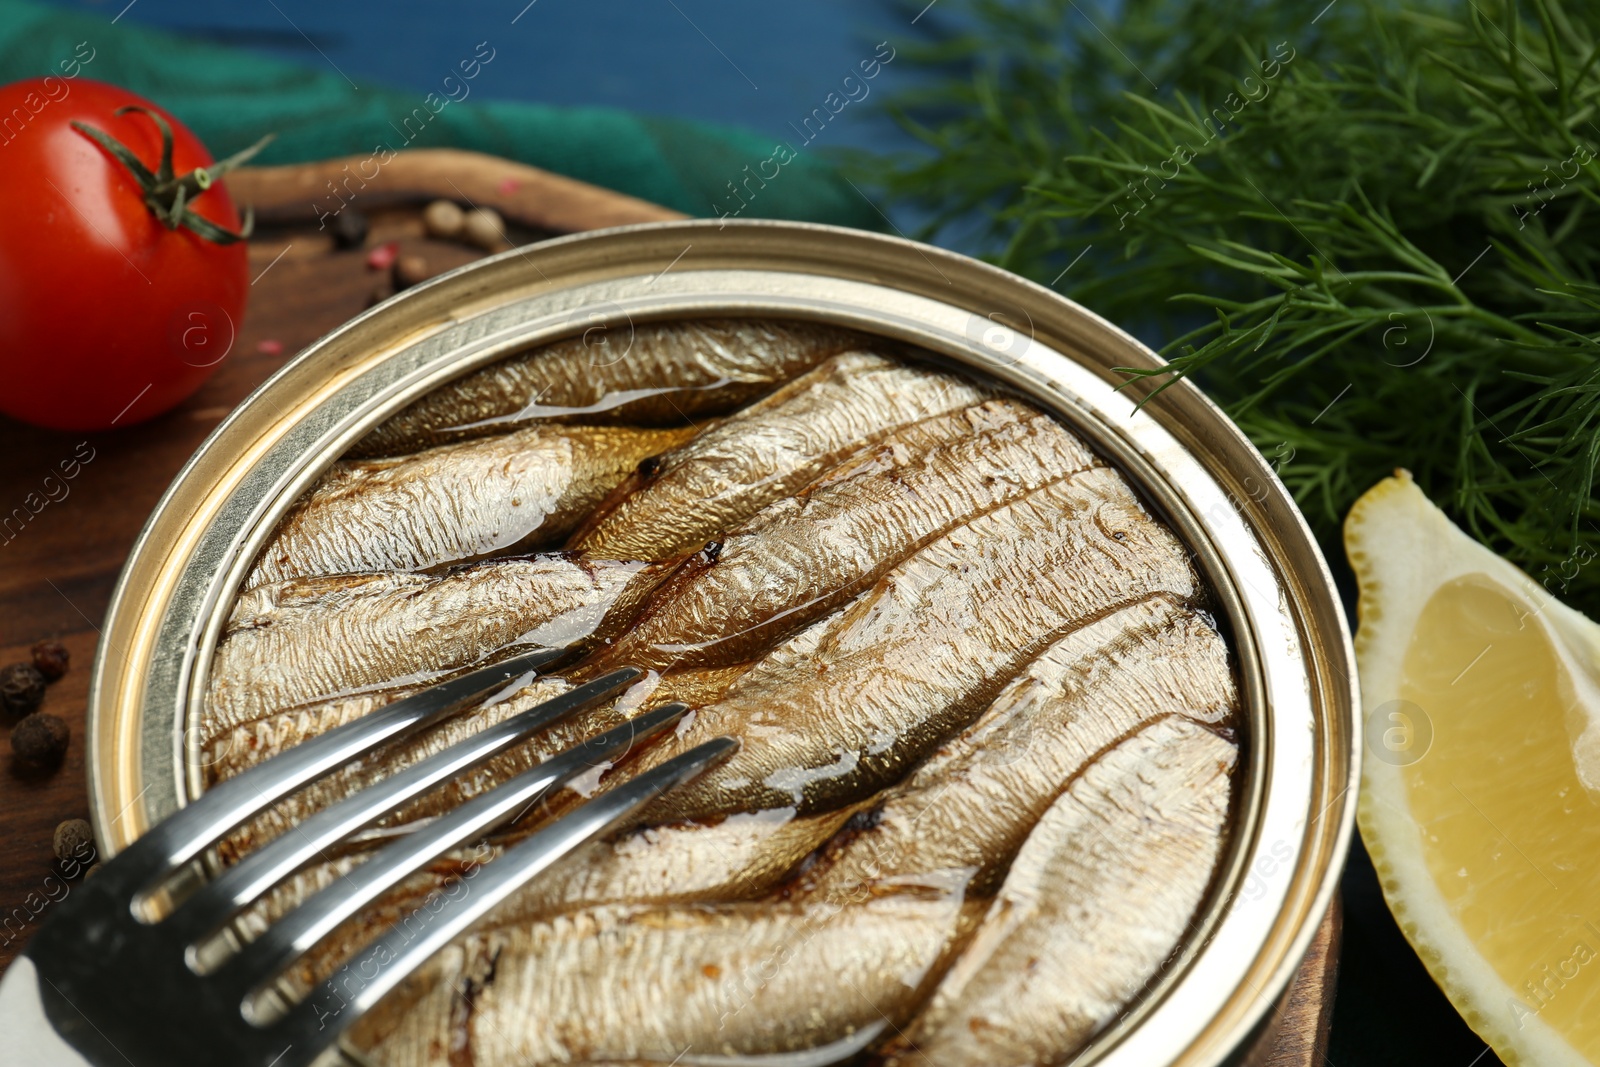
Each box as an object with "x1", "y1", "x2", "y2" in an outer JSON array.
[{"x1": 32, "y1": 0, "x2": 923, "y2": 155}]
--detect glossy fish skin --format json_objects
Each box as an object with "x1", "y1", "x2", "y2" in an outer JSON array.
[
  {"x1": 493, "y1": 804, "x2": 858, "y2": 920},
  {"x1": 567, "y1": 351, "x2": 990, "y2": 561},
  {"x1": 203, "y1": 659, "x2": 748, "y2": 785},
  {"x1": 202, "y1": 686, "x2": 407, "y2": 787},
  {"x1": 221, "y1": 649, "x2": 831, "y2": 974},
  {"x1": 799, "y1": 596, "x2": 1236, "y2": 899},
  {"x1": 204, "y1": 556, "x2": 662, "y2": 735},
  {"x1": 595, "y1": 399, "x2": 1100, "y2": 671},
  {"x1": 245, "y1": 810, "x2": 861, "y2": 1014},
  {"x1": 884, "y1": 716, "x2": 1237, "y2": 1067},
  {"x1": 352, "y1": 319, "x2": 859, "y2": 457},
  {"x1": 228, "y1": 664, "x2": 742, "y2": 984},
  {"x1": 209, "y1": 662, "x2": 751, "y2": 860},
  {"x1": 626, "y1": 467, "x2": 1201, "y2": 823},
  {"x1": 359, "y1": 885, "x2": 979, "y2": 1067},
  {"x1": 204, "y1": 683, "x2": 420, "y2": 857},
  {"x1": 243, "y1": 804, "x2": 862, "y2": 977},
  {"x1": 212, "y1": 678, "x2": 566, "y2": 861},
  {"x1": 245, "y1": 424, "x2": 695, "y2": 587},
  {"x1": 225, "y1": 665, "x2": 850, "y2": 970}
]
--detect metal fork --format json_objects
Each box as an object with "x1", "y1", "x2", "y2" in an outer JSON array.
[{"x1": 0, "y1": 649, "x2": 736, "y2": 1067}]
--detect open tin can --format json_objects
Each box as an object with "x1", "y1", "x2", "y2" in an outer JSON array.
[{"x1": 85, "y1": 219, "x2": 1358, "y2": 1066}]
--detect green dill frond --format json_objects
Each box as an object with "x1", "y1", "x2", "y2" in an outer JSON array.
[{"x1": 862, "y1": 0, "x2": 1600, "y2": 610}]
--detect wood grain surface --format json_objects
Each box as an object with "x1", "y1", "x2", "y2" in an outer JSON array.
[
  {"x1": 0, "y1": 155, "x2": 1337, "y2": 1065},
  {"x1": 227, "y1": 147, "x2": 686, "y2": 233},
  {"x1": 1248, "y1": 899, "x2": 1342, "y2": 1066}
]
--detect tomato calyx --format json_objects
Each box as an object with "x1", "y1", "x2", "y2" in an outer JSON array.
[{"x1": 70, "y1": 106, "x2": 274, "y2": 245}]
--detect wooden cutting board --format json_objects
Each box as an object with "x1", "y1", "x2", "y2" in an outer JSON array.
[{"x1": 0, "y1": 151, "x2": 1337, "y2": 1064}]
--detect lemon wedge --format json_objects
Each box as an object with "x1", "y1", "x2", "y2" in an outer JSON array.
[{"x1": 1346, "y1": 471, "x2": 1600, "y2": 1065}]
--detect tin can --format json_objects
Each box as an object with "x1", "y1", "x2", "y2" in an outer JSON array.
[{"x1": 85, "y1": 219, "x2": 1358, "y2": 1065}]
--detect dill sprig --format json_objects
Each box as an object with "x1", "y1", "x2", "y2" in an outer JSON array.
[{"x1": 864, "y1": 0, "x2": 1600, "y2": 609}]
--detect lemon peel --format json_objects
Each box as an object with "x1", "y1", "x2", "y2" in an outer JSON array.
[{"x1": 1347, "y1": 470, "x2": 1600, "y2": 1065}]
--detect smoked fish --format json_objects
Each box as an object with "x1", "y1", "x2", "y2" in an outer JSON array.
[
  {"x1": 352, "y1": 319, "x2": 859, "y2": 457},
  {"x1": 239, "y1": 803, "x2": 862, "y2": 975},
  {"x1": 621, "y1": 467, "x2": 1201, "y2": 823},
  {"x1": 209, "y1": 663, "x2": 753, "y2": 859},
  {"x1": 798, "y1": 596, "x2": 1236, "y2": 899},
  {"x1": 195, "y1": 330, "x2": 1247, "y2": 1067},
  {"x1": 593, "y1": 399, "x2": 1100, "y2": 671},
  {"x1": 487, "y1": 804, "x2": 859, "y2": 919},
  {"x1": 204, "y1": 557, "x2": 662, "y2": 735},
  {"x1": 359, "y1": 883, "x2": 979, "y2": 1067},
  {"x1": 883, "y1": 716, "x2": 1237, "y2": 1067},
  {"x1": 246, "y1": 424, "x2": 694, "y2": 587},
  {"x1": 566, "y1": 351, "x2": 989, "y2": 560}
]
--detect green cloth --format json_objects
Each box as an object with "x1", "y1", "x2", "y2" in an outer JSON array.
[{"x1": 0, "y1": 0, "x2": 880, "y2": 228}]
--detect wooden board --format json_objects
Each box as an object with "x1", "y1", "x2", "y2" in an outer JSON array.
[{"x1": 0, "y1": 155, "x2": 1336, "y2": 1065}]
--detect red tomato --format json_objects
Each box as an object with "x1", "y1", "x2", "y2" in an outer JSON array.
[{"x1": 0, "y1": 78, "x2": 252, "y2": 430}]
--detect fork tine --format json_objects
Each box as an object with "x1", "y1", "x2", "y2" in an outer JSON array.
[
  {"x1": 169, "y1": 667, "x2": 645, "y2": 950},
  {"x1": 112, "y1": 648, "x2": 566, "y2": 893},
  {"x1": 221, "y1": 699, "x2": 696, "y2": 1001},
  {"x1": 270, "y1": 736, "x2": 737, "y2": 1045}
]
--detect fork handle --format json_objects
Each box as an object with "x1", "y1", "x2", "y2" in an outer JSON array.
[{"x1": 0, "y1": 957, "x2": 100, "y2": 1067}]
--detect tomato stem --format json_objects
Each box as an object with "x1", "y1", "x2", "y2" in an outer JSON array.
[{"x1": 69, "y1": 108, "x2": 274, "y2": 245}]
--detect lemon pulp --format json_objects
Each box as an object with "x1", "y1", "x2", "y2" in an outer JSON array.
[{"x1": 1399, "y1": 574, "x2": 1600, "y2": 1050}]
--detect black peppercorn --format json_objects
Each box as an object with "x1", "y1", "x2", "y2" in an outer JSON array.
[
  {"x1": 31, "y1": 640, "x2": 69, "y2": 681},
  {"x1": 12, "y1": 712, "x2": 69, "y2": 769},
  {"x1": 0, "y1": 662, "x2": 46, "y2": 714},
  {"x1": 330, "y1": 207, "x2": 369, "y2": 249}
]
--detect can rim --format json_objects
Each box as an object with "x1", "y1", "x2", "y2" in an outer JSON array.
[{"x1": 87, "y1": 218, "x2": 1358, "y2": 1066}]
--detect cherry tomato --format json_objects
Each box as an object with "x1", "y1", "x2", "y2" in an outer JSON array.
[{"x1": 0, "y1": 78, "x2": 264, "y2": 431}]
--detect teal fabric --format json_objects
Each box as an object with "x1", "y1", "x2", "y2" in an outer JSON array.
[{"x1": 0, "y1": 0, "x2": 881, "y2": 228}]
